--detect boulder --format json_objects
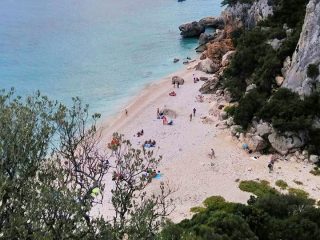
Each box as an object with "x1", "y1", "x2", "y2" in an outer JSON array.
[
  {"x1": 247, "y1": 135, "x2": 267, "y2": 152},
  {"x1": 195, "y1": 59, "x2": 220, "y2": 74},
  {"x1": 171, "y1": 76, "x2": 185, "y2": 85},
  {"x1": 195, "y1": 44, "x2": 207, "y2": 53},
  {"x1": 256, "y1": 122, "x2": 272, "y2": 137},
  {"x1": 230, "y1": 125, "x2": 242, "y2": 136},
  {"x1": 221, "y1": 50, "x2": 236, "y2": 67},
  {"x1": 245, "y1": 84, "x2": 257, "y2": 93},
  {"x1": 199, "y1": 33, "x2": 209, "y2": 45},
  {"x1": 268, "y1": 131, "x2": 307, "y2": 155},
  {"x1": 226, "y1": 117, "x2": 234, "y2": 126},
  {"x1": 267, "y1": 38, "x2": 284, "y2": 50},
  {"x1": 199, "y1": 77, "x2": 219, "y2": 94},
  {"x1": 275, "y1": 76, "x2": 284, "y2": 86},
  {"x1": 173, "y1": 58, "x2": 179, "y2": 63},
  {"x1": 179, "y1": 21, "x2": 205, "y2": 38},
  {"x1": 200, "y1": 53, "x2": 207, "y2": 60},
  {"x1": 199, "y1": 76, "x2": 208, "y2": 81},
  {"x1": 199, "y1": 17, "x2": 225, "y2": 29},
  {"x1": 219, "y1": 111, "x2": 228, "y2": 120},
  {"x1": 309, "y1": 155, "x2": 319, "y2": 163}
]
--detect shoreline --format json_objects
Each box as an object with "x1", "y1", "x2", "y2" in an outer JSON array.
[{"x1": 99, "y1": 58, "x2": 320, "y2": 223}]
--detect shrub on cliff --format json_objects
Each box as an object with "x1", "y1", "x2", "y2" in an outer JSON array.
[{"x1": 158, "y1": 181, "x2": 320, "y2": 240}]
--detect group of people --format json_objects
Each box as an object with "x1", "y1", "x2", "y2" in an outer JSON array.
[
  {"x1": 137, "y1": 129, "x2": 144, "y2": 137},
  {"x1": 189, "y1": 108, "x2": 196, "y2": 121},
  {"x1": 143, "y1": 139, "x2": 156, "y2": 148}
]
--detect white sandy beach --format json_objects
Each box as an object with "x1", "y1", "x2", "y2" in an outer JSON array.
[{"x1": 99, "y1": 61, "x2": 320, "y2": 222}]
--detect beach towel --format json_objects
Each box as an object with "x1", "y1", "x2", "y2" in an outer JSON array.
[{"x1": 154, "y1": 173, "x2": 163, "y2": 179}]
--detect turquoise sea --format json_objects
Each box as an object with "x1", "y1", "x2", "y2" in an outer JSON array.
[{"x1": 0, "y1": 0, "x2": 222, "y2": 117}]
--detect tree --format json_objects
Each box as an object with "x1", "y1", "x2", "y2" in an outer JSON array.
[{"x1": 0, "y1": 89, "x2": 173, "y2": 239}]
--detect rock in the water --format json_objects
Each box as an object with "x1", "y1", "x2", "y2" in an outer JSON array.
[
  {"x1": 309, "y1": 155, "x2": 319, "y2": 163},
  {"x1": 268, "y1": 131, "x2": 307, "y2": 155},
  {"x1": 221, "y1": 50, "x2": 236, "y2": 67},
  {"x1": 275, "y1": 76, "x2": 284, "y2": 86},
  {"x1": 195, "y1": 59, "x2": 220, "y2": 74},
  {"x1": 199, "y1": 16, "x2": 225, "y2": 29},
  {"x1": 199, "y1": 33, "x2": 210, "y2": 45},
  {"x1": 171, "y1": 76, "x2": 185, "y2": 85},
  {"x1": 173, "y1": 58, "x2": 179, "y2": 63},
  {"x1": 199, "y1": 77, "x2": 219, "y2": 94},
  {"x1": 179, "y1": 21, "x2": 205, "y2": 38}
]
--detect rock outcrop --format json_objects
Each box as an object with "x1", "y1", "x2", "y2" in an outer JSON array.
[
  {"x1": 171, "y1": 76, "x2": 185, "y2": 85},
  {"x1": 199, "y1": 16, "x2": 225, "y2": 29},
  {"x1": 222, "y1": 0, "x2": 273, "y2": 30},
  {"x1": 283, "y1": 0, "x2": 320, "y2": 96},
  {"x1": 268, "y1": 131, "x2": 307, "y2": 155},
  {"x1": 179, "y1": 21, "x2": 205, "y2": 37}
]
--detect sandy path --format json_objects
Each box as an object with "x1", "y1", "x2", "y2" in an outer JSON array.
[{"x1": 98, "y1": 62, "x2": 320, "y2": 222}]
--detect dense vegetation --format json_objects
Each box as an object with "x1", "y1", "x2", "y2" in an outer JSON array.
[
  {"x1": 222, "y1": 0, "x2": 320, "y2": 152},
  {"x1": 159, "y1": 181, "x2": 320, "y2": 239},
  {"x1": 0, "y1": 90, "x2": 173, "y2": 239}
]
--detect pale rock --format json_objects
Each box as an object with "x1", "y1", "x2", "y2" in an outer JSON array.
[
  {"x1": 219, "y1": 111, "x2": 228, "y2": 120},
  {"x1": 309, "y1": 155, "x2": 319, "y2": 163},
  {"x1": 268, "y1": 131, "x2": 307, "y2": 155},
  {"x1": 275, "y1": 76, "x2": 284, "y2": 86},
  {"x1": 256, "y1": 122, "x2": 272, "y2": 137},
  {"x1": 226, "y1": 117, "x2": 234, "y2": 126},
  {"x1": 283, "y1": 0, "x2": 320, "y2": 96},
  {"x1": 247, "y1": 135, "x2": 267, "y2": 152},
  {"x1": 245, "y1": 84, "x2": 257, "y2": 93},
  {"x1": 230, "y1": 125, "x2": 242, "y2": 136},
  {"x1": 195, "y1": 58, "x2": 220, "y2": 74},
  {"x1": 221, "y1": 50, "x2": 236, "y2": 67},
  {"x1": 281, "y1": 56, "x2": 291, "y2": 78},
  {"x1": 267, "y1": 38, "x2": 283, "y2": 50}
]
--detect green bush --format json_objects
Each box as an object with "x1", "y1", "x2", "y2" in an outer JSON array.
[
  {"x1": 233, "y1": 89, "x2": 267, "y2": 129},
  {"x1": 288, "y1": 188, "x2": 309, "y2": 199},
  {"x1": 275, "y1": 180, "x2": 288, "y2": 190},
  {"x1": 239, "y1": 180, "x2": 278, "y2": 197}
]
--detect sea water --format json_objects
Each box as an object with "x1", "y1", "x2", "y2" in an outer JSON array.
[{"x1": 0, "y1": 0, "x2": 222, "y2": 117}]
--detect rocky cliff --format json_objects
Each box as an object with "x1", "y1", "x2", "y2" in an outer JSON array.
[
  {"x1": 222, "y1": 0, "x2": 273, "y2": 30},
  {"x1": 283, "y1": 0, "x2": 320, "y2": 95}
]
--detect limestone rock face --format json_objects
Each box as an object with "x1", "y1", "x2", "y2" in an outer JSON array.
[
  {"x1": 247, "y1": 135, "x2": 267, "y2": 152},
  {"x1": 222, "y1": 0, "x2": 273, "y2": 30},
  {"x1": 283, "y1": 0, "x2": 320, "y2": 95},
  {"x1": 179, "y1": 21, "x2": 205, "y2": 37},
  {"x1": 268, "y1": 131, "x2": 307, "y2": 155}
]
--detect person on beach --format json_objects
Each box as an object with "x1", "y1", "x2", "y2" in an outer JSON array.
[
  {"x1": 125, "y1": 109, "x2": 128, "y2": 116},
  {"x1": 210, "y1": 148, "x2": 215, "y2": 159},
  {"x1": 177, "y1": 82, "x2": 180, "y2": 88},
  {"x1": 189, "y1": 113, "x2": 192, "y2": 121},
  {"x1": 193, "y1": 108, "x2": 196, "y2": 117},
  {"x1": 268, "y1": 161, "x2": 274, "y2": 173}
]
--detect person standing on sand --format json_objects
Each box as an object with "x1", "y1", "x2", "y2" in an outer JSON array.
[
  {"x1": 189, "y1": 113, "x2": 192, "y2": 121},
  {"x1": 193, "y1": 108, "x2": 196, "y2": 117},
  {"x1": 177, "y1": 82, "x2": 180, "y2": 88},
  {"x1": 125, "y1": 109, "x2": 128, "y2": 116}
]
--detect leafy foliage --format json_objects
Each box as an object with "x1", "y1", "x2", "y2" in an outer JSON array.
[
  {"x1": 159, "y1": 180, "x2": 319, "y2": 240},
  {"x1": 275, "y1": 180, "x2": 288, "y2": 190},
  {"x1": 0, "y1": 90, "x2": 173, "y2": 239}
]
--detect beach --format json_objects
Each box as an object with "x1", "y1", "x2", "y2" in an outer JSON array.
[{"x1": 100, "y1": 60, "x2": 320, "y2": 223}]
